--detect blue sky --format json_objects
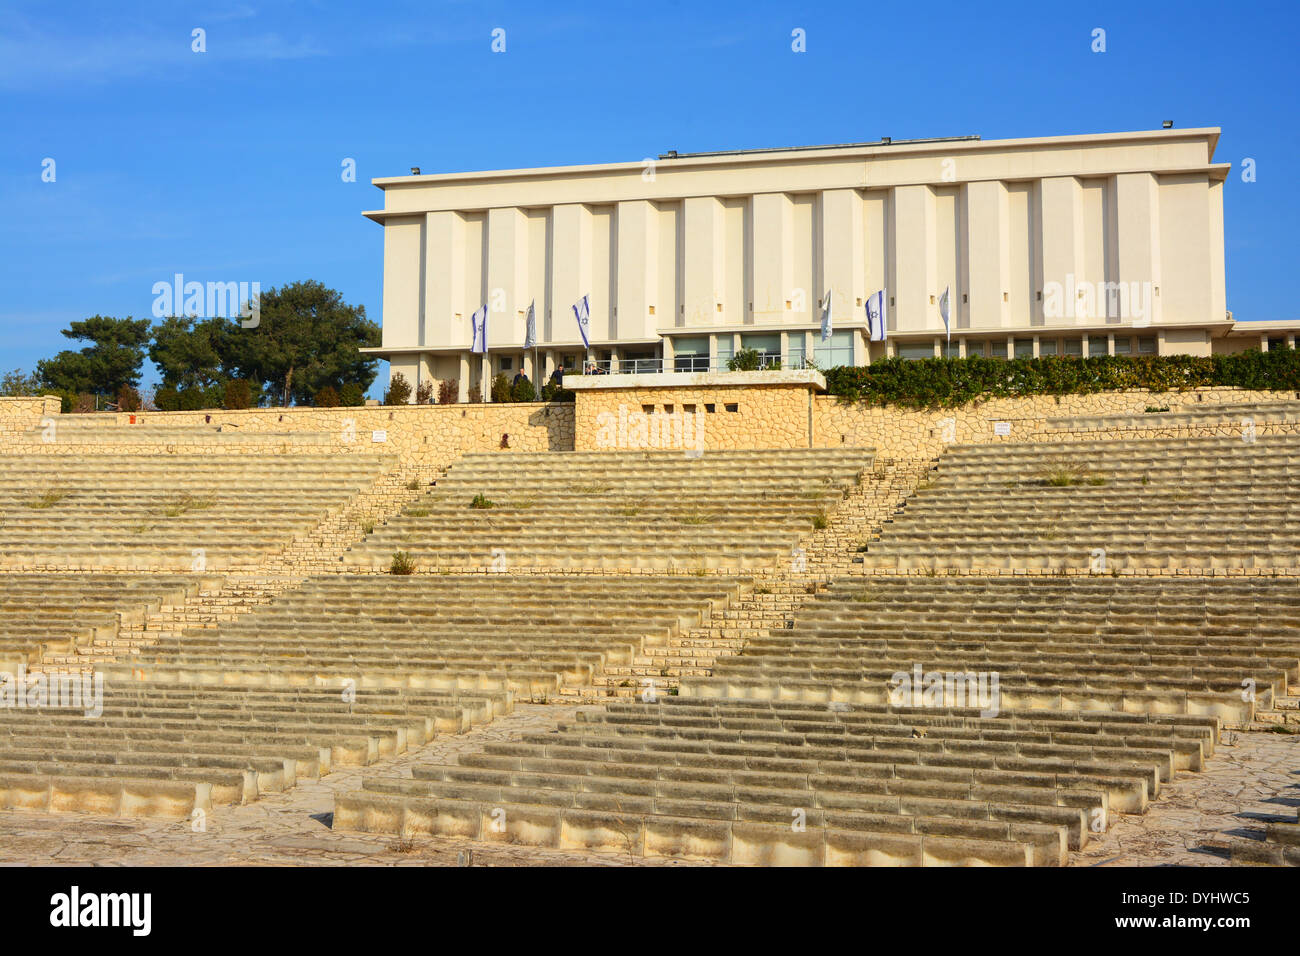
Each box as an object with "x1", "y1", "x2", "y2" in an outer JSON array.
[{"x1": 2, "y1": 0, "x2": 1297, "y2": 395}]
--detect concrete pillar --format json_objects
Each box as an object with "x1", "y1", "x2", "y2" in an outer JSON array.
[
  {"x1": 749, "y1": 192, "x2": 794, "y2": 325},
  {"x1": 890, "y1": 185, "x2": 937, "y2": 333},
  {"x1": 457, "y1": 353, "x2": 470, "y2": 403},
  {"x1": 964, "y1": 180, "x2": 1012, "y2": 329}
]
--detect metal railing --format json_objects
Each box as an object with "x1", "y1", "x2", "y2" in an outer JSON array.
[{"x1": 574, "y1": 356, "x2": 814, "y2": 375}]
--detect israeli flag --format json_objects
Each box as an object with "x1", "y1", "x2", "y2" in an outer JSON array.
[
  {"x1": 938, "y1": 286, "x2": 951, "y2": 341},
  {"x1": 470, "y1": 304, "x2": 488, "y2": 354},
  {"x1": 572, "y1": 294, "x2": 591, "y2": 349},
  {"x1": 819, "y1": 288, "x2": 833, "y2": 343},
  {"x1": 866, "y1": 289, "x2": 888, "y2": 342},
  {"x1": 523, "y1": 299, "x2": 537, "y2": 349}
]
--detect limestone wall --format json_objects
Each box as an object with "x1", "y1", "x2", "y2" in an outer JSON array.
[
  {"x1": 5, "y1": 385, "x2": 1297, "y2": 466},
  {"x1": 2, "y1": 401, "x2": 575, "y2": 467},
  {"x1": 814, "y1": 387, "x2": 1300, "y2": 460},
  {"x1": 0, "y1": 397, "x2": 60, "y2": 441},
  {"x1": 574, "y1": 383, "x2": 813, "y2": 451}
]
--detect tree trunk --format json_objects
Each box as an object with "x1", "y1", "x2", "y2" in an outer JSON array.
[{"x1": 282, "y1": 366, "x2": 293, "y2": 407}]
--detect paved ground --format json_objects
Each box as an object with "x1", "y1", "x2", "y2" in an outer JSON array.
[{"x1": 0, "y1": 704, "x2": 1293, "y2": 867}]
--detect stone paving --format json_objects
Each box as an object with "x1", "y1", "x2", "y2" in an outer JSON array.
[{"x1": 0, "y1": 703, "x2": 1292, "y2": 867}]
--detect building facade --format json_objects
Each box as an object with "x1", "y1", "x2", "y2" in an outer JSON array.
[{"x1": 363, "y1": 127, "x2": 1289, "y2": 400}]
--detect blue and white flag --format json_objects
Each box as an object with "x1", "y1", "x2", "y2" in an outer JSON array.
[
  {"x1": 938, "y1": 286, "x2": 950, "y2": 342},
  {"x1": 572, "y1": 294, "x2": 591, "y2": 349},
  {"x1": 523, "y1": 299, "x2": 537, "y2": 349},
  {"x1": 470, "y1": 304, "x2": 488, "y2": 354},
  {"x1": 865, "y1": 289, "x2": 888, "y2": 342},
  {"x1": 819, "y1": 288, "x2": 833, "y2": 343}
]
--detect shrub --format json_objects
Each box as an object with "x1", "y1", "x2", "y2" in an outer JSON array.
[
  {"x1": 823, "y1": 350, "x2": 1300, "y2": 410},
  {"x1": 540, "y1": 382, "x2": 575, "y2": 402},
  {"x1": 384, "y1": 372, "x2": 412, "y2": 406},
  {"x1": 469, "y1": 493, "x2": 495, "y2": 509},
  {"x1": 490, "y1": 372, "x2": 512, "y2": 403},
  {"x1": 315, "y1": 385, "x2": 340, "y2": 407},
  {"x1": 389, "y1": 551, "x2": 416, "y2": 575},
  {"x1": 154, "y1": 386, "x2": 180, "y2": 412},
  {"x1": 116, "y1": 385, "x2": 141, "y2": 412},
  {"x1": 437, "y1": 379, "x2": 457, "y2": 405},
  {"x1": 727, "y1": 348, "x2": 780, "y2": 372},
  {"x1": 339, "y1": 382, "x2": 364, "y2": 407},
  {"x1": 415, "y1": 380, "x2": 434, "y2": 405},
  {"x1": 511, "y1": 377, "x2": 536, "y2": 403},
  {"x1": 223, "y1": 379, "x2": 253, "y2": 410}
]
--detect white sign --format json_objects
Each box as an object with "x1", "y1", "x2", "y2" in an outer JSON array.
[
  {"x1": 371, "y1": 430, "x2": 388, "y2": 443},
  {"x1": 993, "y1": 421, "x2": 1011, "y2": 436}
]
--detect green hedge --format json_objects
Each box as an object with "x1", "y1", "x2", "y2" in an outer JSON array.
[{"x1": 823, "y1": 350, "x2": 1300, "y2": 409}]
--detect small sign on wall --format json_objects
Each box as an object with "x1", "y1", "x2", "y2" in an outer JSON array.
[
  {"x1": 371, "y1": 429, "x2": 388, "y2": 443},
  {"x1": 993, "y1": 421, "x2": 1011, "y2": 437}
]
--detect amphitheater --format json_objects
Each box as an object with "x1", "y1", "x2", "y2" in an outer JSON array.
[{"x1": 0, "y1": 378, "x2": 1296, "y2": 867}]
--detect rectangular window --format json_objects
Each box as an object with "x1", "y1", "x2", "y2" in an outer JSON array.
[
  {"x1": 1014, "y1": 338, "x2": 1034, "y2": 359},
  {"x1": 787, "y1": 334, "x2": 806, "y2": 369},
  {"x1": 1039, "y1": 339, "x2": 1058, "y2": 356},
  {"x1": 1114, "y1": 337, "x2": 1132, "y2": 355},
  {"x1": 498, "y1": 356, "x2": 513, "y2": 371},
  {"x1": 897, "y1": 343, "x2": 934, "y2": 361},
  {"x1": 672, "y1": 336, "x2": 709, "y2": 372},
  {"x1": 715, "y1": 336, "x2": 734, "y2": 370},
  {"x1": 1138, "y1": 336, "x2": 1157, "y2": 354},
  {"x1": 1063, "y1": 339, "x2": 1082, "y2": 357},
  {"x1": 965, "y1": 341, "x2": 985, "y2": 358},
  {"x1": 741, "y1": 333, "x2": 782, "y2": 368},
  {"x1": 1088, "y1": 338, "x2": 1109, "y2": 357},
  {"x1": 814, "y1": 329, "x2": 854, "y2": 367}
]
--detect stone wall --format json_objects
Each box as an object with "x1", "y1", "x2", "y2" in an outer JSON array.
[
  {"x1": 814, "y1": 387, "x2": 1300, "y2": 460},
  {"x1": 5, "y1": 386, "x2": 1297, "y2": 465},
  {"x1": 573, "y1": 381, "x2": 815, "y2": 451},
  {"x1": 0, "y1": 396, "x2": 60, "y2": 441},
  {"x1": 1, "y1": 401, "x2": 575, "y2": 467}
]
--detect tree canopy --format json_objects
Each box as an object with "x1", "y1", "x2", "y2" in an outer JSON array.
[
  {"x1": 33, "y1": 281, "x2": 379, "y2": 408},
  {"x1": 223, "y1": 280, "x2": 380, "y2": 406},
  {"x1": 37, "y1": 316, "x2": 152, "y2": 397}
]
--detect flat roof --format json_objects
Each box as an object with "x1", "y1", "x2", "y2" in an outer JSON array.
[{"x1": 372, "y1": 127, "x2": 1222, "y2": 189}]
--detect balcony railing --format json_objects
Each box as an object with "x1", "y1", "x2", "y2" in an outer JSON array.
[{"x1": 575, "y1": 355, "x2": 809, "y2": 375}]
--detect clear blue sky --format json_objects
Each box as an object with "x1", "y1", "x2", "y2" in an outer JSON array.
[{"x1": 2, "y1": 0, "x2": 1297, "y2": 396}]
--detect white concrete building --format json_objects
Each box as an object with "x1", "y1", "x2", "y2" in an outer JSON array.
[{"x1": 362, "y1": 127, "x2": 1290, "y2": 400}]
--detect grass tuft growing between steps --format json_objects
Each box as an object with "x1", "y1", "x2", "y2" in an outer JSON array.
[
  {"x1": 389, "y1": 551, "x2": 417, "y2": 575},
  {"x1": 25, "y1": 489, "x2": 69, "y2": 509},
  {"x1": 469, "y1": 493, "x2": 495, "y2": 509},
  {"x1": 160, "y1": 494, "x2": 215, "y2": 518}
]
